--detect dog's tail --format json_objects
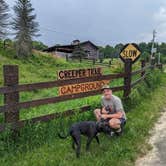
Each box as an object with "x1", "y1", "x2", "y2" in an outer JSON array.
[{"x1": 58, "y1": 132, "x2": 69, "y2": 139}]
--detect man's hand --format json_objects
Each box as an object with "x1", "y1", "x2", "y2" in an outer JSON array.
[
  {"x1": 101, "y1": 107, "x2": 107, "y2": 114},
  {"x1": 101, "y1": 114, "x2": 108, "y2": 119}
]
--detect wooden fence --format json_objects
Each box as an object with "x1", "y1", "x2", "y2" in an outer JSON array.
[
  {"x1": 0, "y1": 60, "x2": 152, "y2": 134},
  {"x1": 66, "y1": 56, "x2": 112, "y2": 67}
]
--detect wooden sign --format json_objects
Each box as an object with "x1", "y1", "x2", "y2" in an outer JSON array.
[
  {"x1": 120, "y1": 43, "x2": 141, "y2": 63},
  {"x1": 59, "y1": 80, "x2": 110, "y2": 96},
  {"x1": 58, "y1": 67, "x2": 102, "y2": 80}
]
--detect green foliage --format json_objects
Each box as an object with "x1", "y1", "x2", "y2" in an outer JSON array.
[
  {"x1": 32, "y1": 41, "x2": 48, "y2": 51},
  {"x1": 124, "y1": 70, "x2": 163, "y2": 110},
  {"x1": 12, "y1": 0, "x2": 40, "y2": 58},
  {"x1": 158, "y1": 43, "x2": 166, "y2": 55},
  {"x1": 0, "y1": 0, "x2": 9, "y2": 39},
  {"x1": 99, "y1": 44, "x2": 123, "y2": 59},
  {"x1": 99, "y1": 42, "x2": 166, "y2": 64}
]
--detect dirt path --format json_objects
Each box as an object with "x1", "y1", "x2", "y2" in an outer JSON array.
[{"x1": 135, "y1": 108, "x2": 166, "y2": 166}]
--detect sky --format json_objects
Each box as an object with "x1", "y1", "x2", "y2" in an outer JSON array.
[{"x1": 5, "y1": 0, "x2": 166, "y2": 47}]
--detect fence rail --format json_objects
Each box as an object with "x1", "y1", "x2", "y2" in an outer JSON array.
[
  {"x1": 0, "y1": 60, "x2": 157, "y2": 135},
  {"x1": 0, "y1": 73, "x2": 126, "y2": 94},
  {"x1": 0, "y1": 105, "x2": 92, "y2": 132}
]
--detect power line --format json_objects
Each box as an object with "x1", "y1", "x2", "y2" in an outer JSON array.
[
  {"x1": 40, "y1": 26, "x2": 103, "y2": 45},
  {"x1": 40, "y1": 26, "x2": 78, "y2": 38}
]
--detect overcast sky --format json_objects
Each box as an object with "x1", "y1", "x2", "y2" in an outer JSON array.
[{"x1": 6, "y1": 0, "x2": 166, "y2": 46}]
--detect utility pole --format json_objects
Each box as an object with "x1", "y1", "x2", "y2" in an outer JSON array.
[
  {"x1": 158, "y1": 52, "x2": 161, "y2": 64},
  {"x1": 150, "y1": 30, "x2": 157, "y2": 67}
]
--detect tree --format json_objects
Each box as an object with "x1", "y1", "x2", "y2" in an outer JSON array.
[
  {"x1": 141, "y1": 51, "x2": 150, "y2": 62},
  {"x1": 159, "y1": 43, "x2": 166, "y2": 55},
  {"x1": 115, "y1": 43, "x2": 123, "y2": 52},
  {"x1": 32, "y1": 41, "x2": 48, "y2": 51},
  {"x1": 104, "y1": 45, "x2": 114, "y2": 58},
  {"x1": 12, "y1": 0, "x2": 39, "y2": 58},
  {"x1": 0, "y1": 0, "x2": 9, "y2": 39}
]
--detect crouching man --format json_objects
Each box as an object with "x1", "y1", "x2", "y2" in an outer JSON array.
[{"x1": 94, "y1": 85, "x2": 127, "y2": 135}]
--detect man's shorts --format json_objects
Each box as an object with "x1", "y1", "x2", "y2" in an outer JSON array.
[{"x1": 119, "y1": 118, "x2": 126, "y2": 127}]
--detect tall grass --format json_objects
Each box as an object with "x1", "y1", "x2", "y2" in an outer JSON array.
[{"x1": 0, "y1": 68, "x2": 165, "y2": 166}]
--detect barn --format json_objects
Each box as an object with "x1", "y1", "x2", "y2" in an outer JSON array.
[{"x1": 43, "y1": 40, "x2": 99, "y2": 59}]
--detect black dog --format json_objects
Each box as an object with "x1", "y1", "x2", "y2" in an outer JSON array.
[{"x1": 58, "y1": 121, "x2": 107, "y2": 157}]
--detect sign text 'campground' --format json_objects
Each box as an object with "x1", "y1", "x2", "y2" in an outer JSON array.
[{"x1": 59, "y1": 80, "x2": 110, "y2": 96}]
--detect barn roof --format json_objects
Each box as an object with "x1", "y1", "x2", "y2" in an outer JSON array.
[{"x1": 43, "y1": 41, "x2": 99, "y2": 53}]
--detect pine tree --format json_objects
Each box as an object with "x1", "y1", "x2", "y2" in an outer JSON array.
[
  {"x1": 12, "y1": 0, "x2": 39, "y2": 58},
  {"x1": 0, "y1": 0, "x2": 9, "y2": 39}
]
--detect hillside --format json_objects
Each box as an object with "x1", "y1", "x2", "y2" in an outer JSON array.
[{"x1": 0, "y1": 48, "x2": 125, "y2": 120}]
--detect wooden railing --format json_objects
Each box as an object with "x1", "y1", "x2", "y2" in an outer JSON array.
[{"x1": 0, "y1": 60, "x2": 152, "y2": 134}]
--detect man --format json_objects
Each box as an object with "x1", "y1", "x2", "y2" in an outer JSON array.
[{"x1": 94, "y1": 85, "x2": 127, "y2": 135}]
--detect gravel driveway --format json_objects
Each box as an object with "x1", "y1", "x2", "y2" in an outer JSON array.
[{"x1": 135, "y1": 108, "x2": 166, "y2": 166}]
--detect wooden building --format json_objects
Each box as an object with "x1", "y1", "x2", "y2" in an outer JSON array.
[{"x1": 43, "y1": 40, "x2": 99, "y2": 59}]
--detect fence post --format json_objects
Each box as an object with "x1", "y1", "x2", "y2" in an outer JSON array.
[
  {"x1": 99, "y1": 58, "x2": 103, "y2": 63},
  {"x1": 65, "y1": 54, "x2": 69, "y2": 62},
  {"x1": 3, "y1": 65, "x2": 19, "y2": 136},
  {"x1": 109, "y1": 60, "x2": 111, "y2": 67},
  {"x1": 141, "y1": 60, "x2": 146, "y2": 77},
  {"x1": 123, "y1": 60, "x2": 132, "y2": 98},
  {"x1": 93, "y1": 58, "x2": 95, "y2": 65},
  {"x1": 150, "y1": 57, "x2": 155, "y2": 70}
]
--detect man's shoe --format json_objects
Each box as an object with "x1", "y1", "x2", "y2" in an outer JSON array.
[{"x1": 115, "y1": 128, "x2": 123, "y2": 137}]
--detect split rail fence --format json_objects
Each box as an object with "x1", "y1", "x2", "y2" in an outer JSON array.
[{"x1": 0, "y1": 60, "x2": 153, "y2": 134}]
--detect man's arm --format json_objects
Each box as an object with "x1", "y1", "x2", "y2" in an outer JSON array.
[
  {"x1": 101, "y1": 111, "x2": 123, "y2": 119},
  {"x1": 101, "y1": 107, "x2": 107, "y2": 114},
  {"x1": 106, "y1": 111, "x2": 123, "y2": 119},
  {"x1": 101, "y1": 97, "x2": 108, "y2": 114}
]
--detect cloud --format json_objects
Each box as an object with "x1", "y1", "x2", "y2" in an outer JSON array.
[
  {"x1": 154, "y1": 4, "x2": 166, "y2": 42},
  {"x1": 137, "y1": 33, "x2": 153, "y2": 43},
  {"x1": 154, "y1": 6, "x2": 166, "y2": 22},
  {"x1": 136, "y1": 2, "x2": 166, "y2": 43},
  {"x1": 5, "y1": 0, "x2": 166, "y2": 45}
]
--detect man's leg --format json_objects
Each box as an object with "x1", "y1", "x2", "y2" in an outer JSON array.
[{"x1": 94, "y1": 108, "x2": 101, "y2": 121}]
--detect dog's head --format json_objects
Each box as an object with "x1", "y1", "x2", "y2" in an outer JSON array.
[{"x1": 96, "y1": 120, "x2": 109, "y2": 132}]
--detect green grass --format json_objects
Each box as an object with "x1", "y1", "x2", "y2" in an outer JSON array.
[
  {"x1": 0, "y1": 70, "x2": 165, "y2": 166},
  {"x1": 0, "y1": 47, "x2": 165, "y2": 166}
]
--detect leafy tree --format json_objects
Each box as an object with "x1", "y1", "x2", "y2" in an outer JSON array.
[
  {"x1": 141, "y1": 51, "x2": 150, "y2": 62},
  {"x1": 115, "y1": 43, "x2": 124, "y2": 52},
  {"x1": 12, "y1": 0, "x2": 39, "y2": 58},
  {"x1": 159, "y1": 43, "x2": 166, "y2": 55},
  {"x1": 99, "y1": 45, "x2": 116, "y2": 59},
  {"x1": 32, "y1": 41, "x2": 48, "y2": 51},
  {"x1": 139, "y1": 42, "x2": 148, "y2": 53},
  {"x1": 0, "y1": 0, "x2": 9, "y2": 40},
  {"x1": 104, "y1": 45, "x2": 114, "y2": 58}
]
